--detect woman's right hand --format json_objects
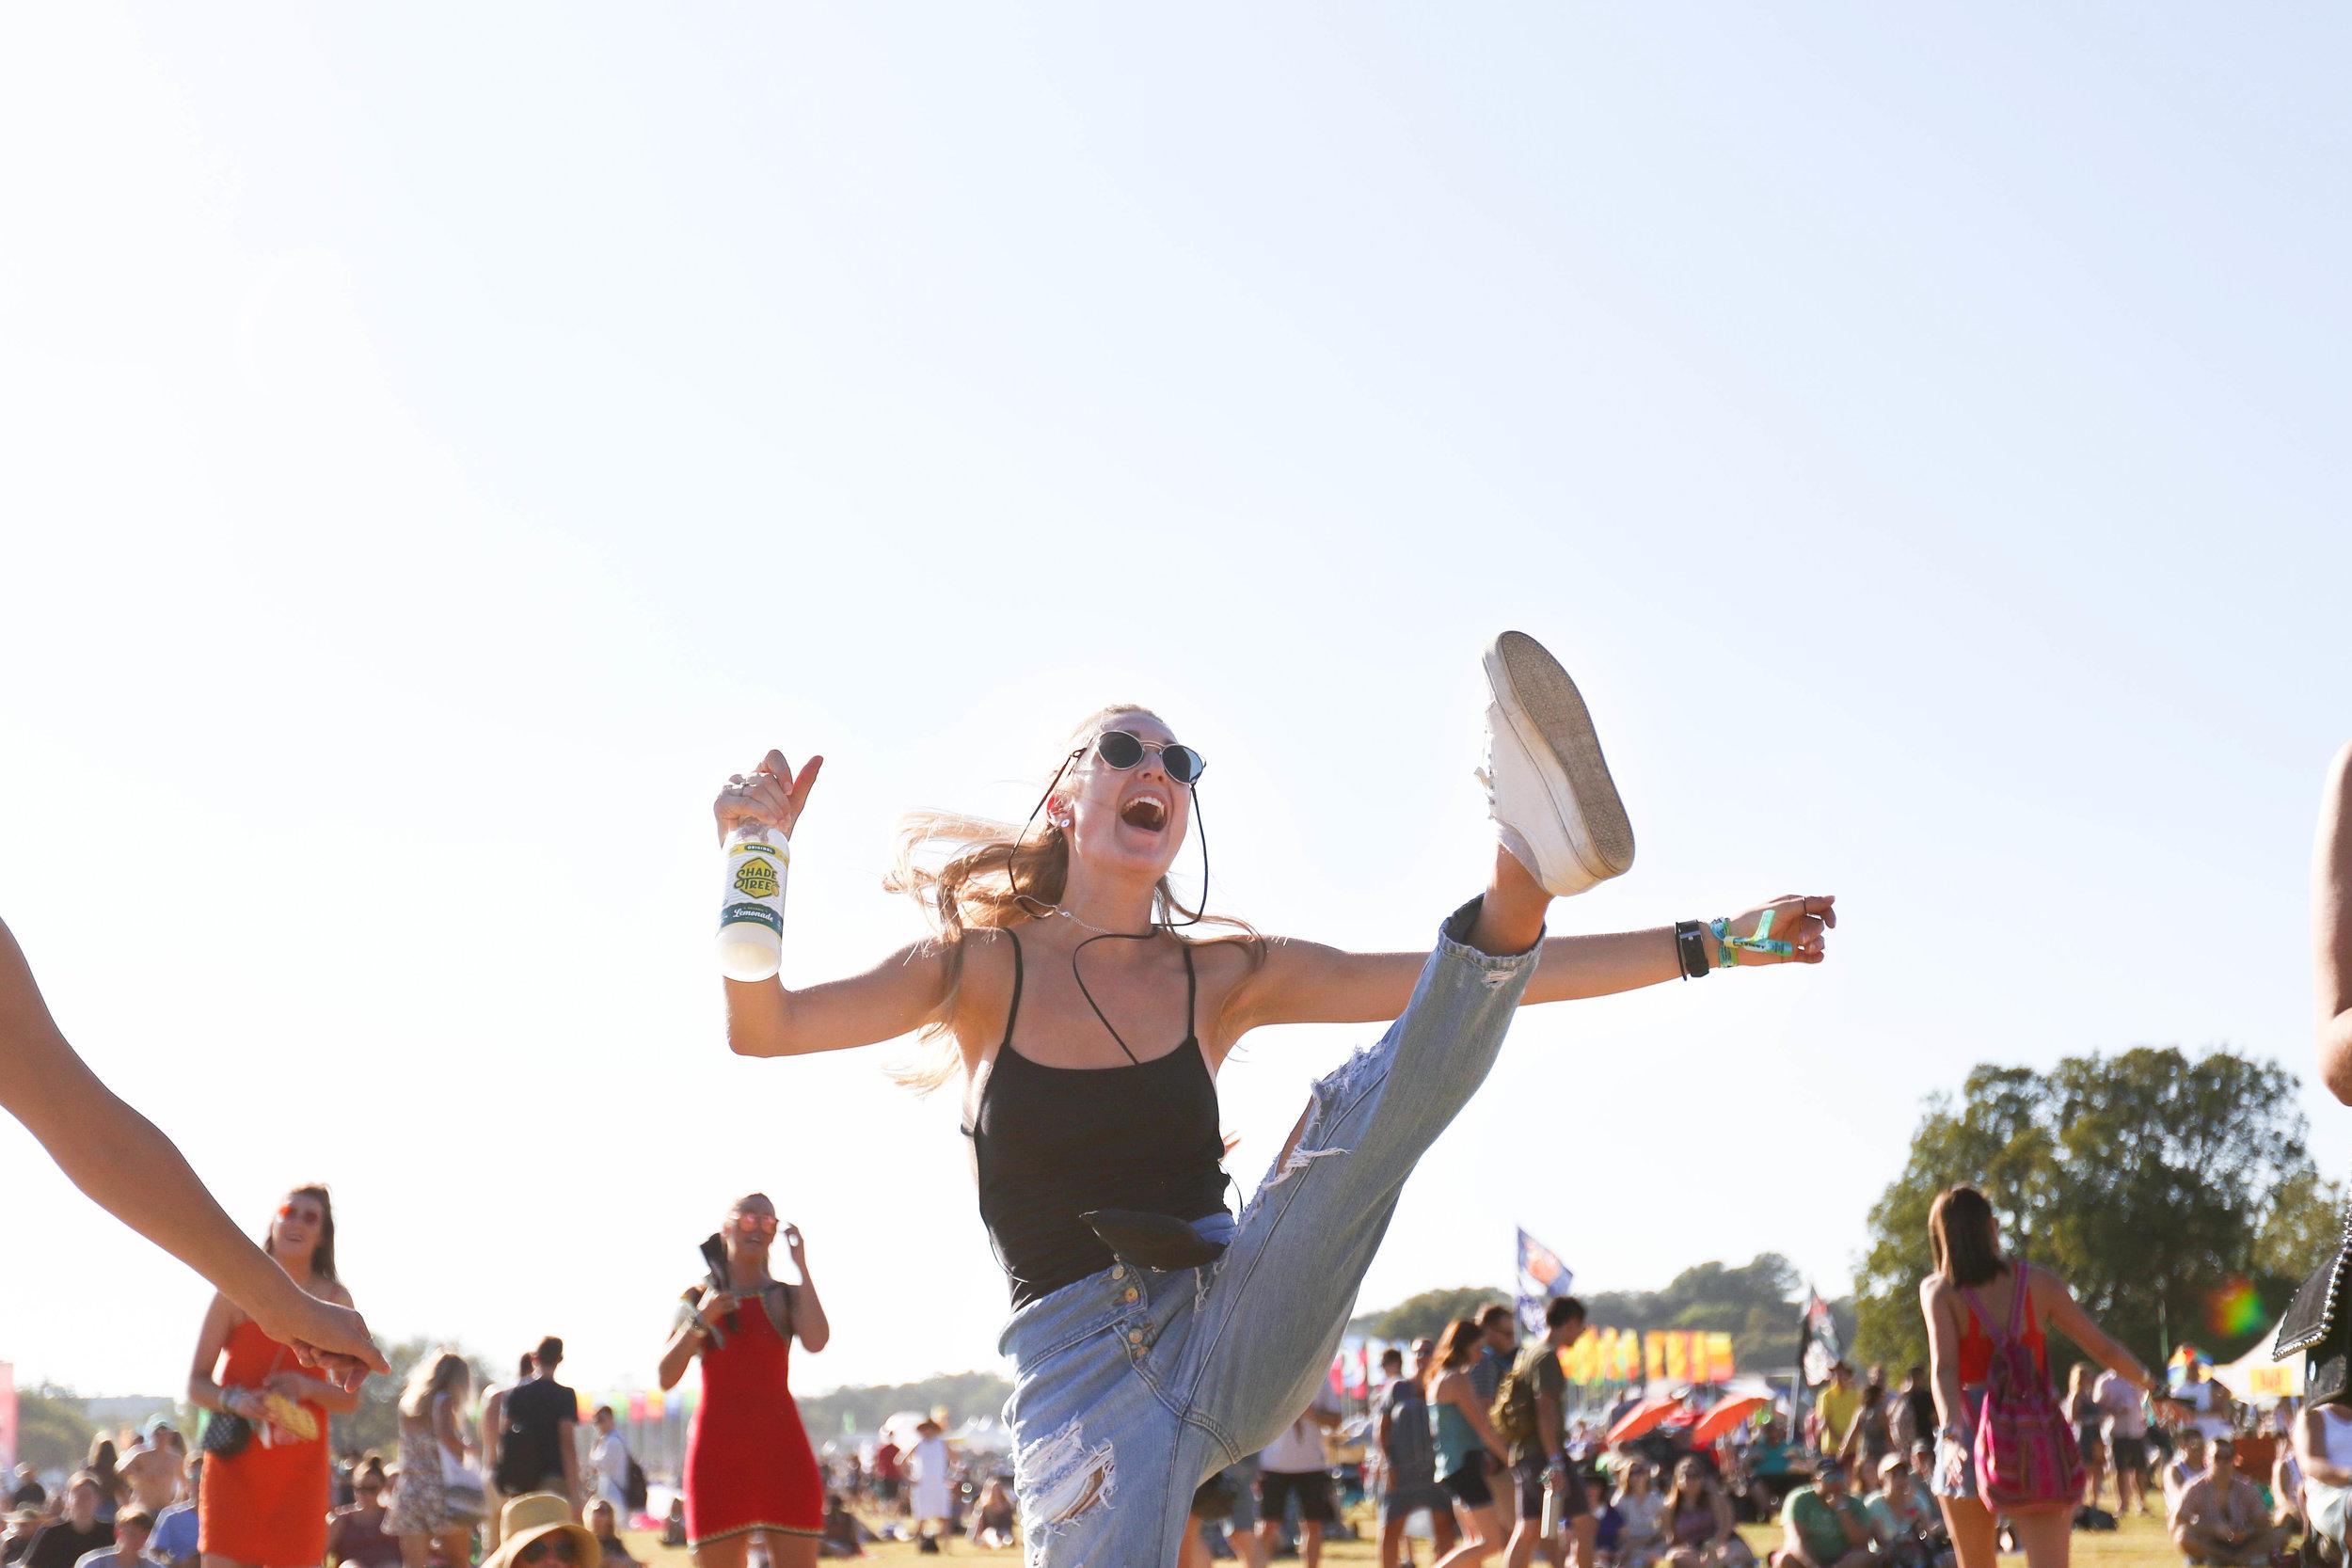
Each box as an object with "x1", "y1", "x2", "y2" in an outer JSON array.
[
  {"x1": 714, "y1": 749, "x2": 824, "y2": 846},
  {"x1": 695, "y1": 1285, "x2": 741, "y2": 1319}
]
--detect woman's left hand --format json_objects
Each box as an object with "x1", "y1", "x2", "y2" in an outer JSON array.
[
  {"x1": 1718, "y1": 895, "x2": 1836, "y2": 966},
  {"x1": 784, "y1": 1223, "x2": 807, "y2": 1268}
]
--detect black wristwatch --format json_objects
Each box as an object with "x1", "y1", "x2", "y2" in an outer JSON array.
[{"x1": 1674, "y1": 920, "x2": 1711, "y2": 981}]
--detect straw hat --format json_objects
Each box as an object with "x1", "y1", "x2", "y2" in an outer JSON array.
[{"x1": 483, "y1": 1494, "x2": 599, "y2": 1568}]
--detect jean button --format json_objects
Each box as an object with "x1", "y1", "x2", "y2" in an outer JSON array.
[
  {"x1": 1123, "y1": 1288, "x2": 1139, "y2": 1303},
  {"x1": 1127, "y1": 1328, "x2": 1145, "y2": 1345},
  {"x1": 1110, "y1": 1264, "x2": 1126, "y2": 1280}
]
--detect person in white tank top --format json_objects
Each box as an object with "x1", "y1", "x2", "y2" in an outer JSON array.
[{"x1": 2293, "y1": 1402, "x2": 2352, "y2": 1547}]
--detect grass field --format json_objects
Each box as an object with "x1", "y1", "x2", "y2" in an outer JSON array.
[{"x1": 615, "y1": 1506, "x2": 2188, "y2": 1565}]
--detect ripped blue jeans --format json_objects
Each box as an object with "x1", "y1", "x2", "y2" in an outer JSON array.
[{"x1": 999, "y1": 899, "x2": 1539, "y2": 1564}]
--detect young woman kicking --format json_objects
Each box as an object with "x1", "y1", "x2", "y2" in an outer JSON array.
[{"x1": 713, "y1": 630, "x2": 1833, "y2": 1564}]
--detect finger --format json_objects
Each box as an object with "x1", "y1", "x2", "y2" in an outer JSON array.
[
  {"x1": 758, "y1": 748, "x2": 792, "y2": 779},
  {"x1": 791, "y1": 755, "x2": 824, "y2": 809}
]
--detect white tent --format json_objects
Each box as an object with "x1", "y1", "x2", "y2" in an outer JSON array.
[{"x1": 2209, "y1": 1332, "x2": 2302, "y2": 1406}]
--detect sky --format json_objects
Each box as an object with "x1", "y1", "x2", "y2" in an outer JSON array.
[{"x1": 2, "y1": 5, "x2": 2346, "y2": 1402}]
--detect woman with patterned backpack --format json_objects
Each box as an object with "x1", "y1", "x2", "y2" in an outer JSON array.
[{"x1": 1918, "y1": 1185, "x2": 2169, "y2": 1568}]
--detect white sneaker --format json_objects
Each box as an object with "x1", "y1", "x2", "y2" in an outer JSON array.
[{"x1": 1479, "y1": 630, "x2": 1635, "y2": 896}]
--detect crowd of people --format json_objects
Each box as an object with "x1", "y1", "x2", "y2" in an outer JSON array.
[{"x1": 8, "y1": 655, "x2": 2352, "y2": 1568}]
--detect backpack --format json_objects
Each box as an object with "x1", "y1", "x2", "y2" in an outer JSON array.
[
  {"x1": 1963, "y1": 1262, "x2": 2085, "y2": 1509},
  {"x1": 1491, "y1": 1351, "x2": 1540, "y2": 1446},
  {"x1": 624, "y1": 1455, "x2": 649, "y2": 1513}
]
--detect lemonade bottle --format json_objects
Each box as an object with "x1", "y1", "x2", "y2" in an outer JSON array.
[{"x1": 716, "y1": 825, "x2": 788, "y2": 981}]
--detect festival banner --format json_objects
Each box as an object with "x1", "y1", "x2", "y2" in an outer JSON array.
[
  {"x1": 1515, "y1": 1228, "x2": 1576, "y2": 1336},
  {"x1": 1705, "y1": 1332, "x2": 1737, "y2": 1383},
  {"x1": 1613, "y1": 1328, "x2": 1641, "y2": 1382},
  {"x1": 1645, "y1": 1332, "x2": 1667, "y2": 1384},
  {"x1": 1561, "y1": 1332, "x2": 1593, "y2": 1385}
]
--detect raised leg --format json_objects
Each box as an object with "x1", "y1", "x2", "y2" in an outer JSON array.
[{"x1": 1174, "y1": 893, "x2": 1543, "y2": 1462}]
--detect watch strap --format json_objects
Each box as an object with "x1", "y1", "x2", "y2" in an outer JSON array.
[{"x1": 1673, "y1": 920, "x2": 1710, "y2": 980}]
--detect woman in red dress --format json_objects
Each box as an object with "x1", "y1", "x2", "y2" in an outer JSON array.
[
  {"x1": 657, "y1": 1193, "x2": 831, "y2": 1568},
  {"x1": 186, "y1": 1183, "x2": 363, "y2": 1568}
]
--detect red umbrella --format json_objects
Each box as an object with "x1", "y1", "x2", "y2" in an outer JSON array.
[
  {"x1": 1688, "y1": 1394, "x2": 1771, "y2": 1449},
  {"x1": 1606, "y1": 1396, "x2": 1685, "y2": 1447}
]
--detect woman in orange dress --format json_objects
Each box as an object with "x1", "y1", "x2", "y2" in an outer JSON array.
[{"x1": 186, "y1": 1184, "x2": 363, "y2": 1568}]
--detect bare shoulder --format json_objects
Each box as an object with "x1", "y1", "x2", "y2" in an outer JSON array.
[
  {"x1": 2024, "y1": 1263, "x2": 2075, "y2": 1307},
  {"x1": 323, "y1": 1281, "x2": 355, "y2": 1308},
  {"x1": 1188, "y1": 929, "x2": 1274, "y2": 1053},
  {"x1": 946, "y1": 927, "x2": 1017, "y2": 1045}
]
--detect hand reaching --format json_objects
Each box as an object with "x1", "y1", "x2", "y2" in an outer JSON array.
[
  {"x1": 1719, "y1": 895, "x2": 1836, "y2": 965},
  {"x1": 257, "y1": 1295, "x2": 387, "y2": 1389}
]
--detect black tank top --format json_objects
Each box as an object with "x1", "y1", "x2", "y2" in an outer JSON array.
[{"x1": 962, "y1": 931, "x2": 1229, "y2": 1308}]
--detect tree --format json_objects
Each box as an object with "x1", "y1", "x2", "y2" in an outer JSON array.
[
  {"x1": 14, "y1": 1386, "x2": 97, "y2": 1475},
  {"x1": 1852, "y1": 1047, "x2": 2312, "y2": 1377},
  {"x1": 1347, "y1": 1287, "x2": 1510, "y2": 1343},
  {"x1": 795, "y1": 1371, "x2": 1013, "y2": 1440}
]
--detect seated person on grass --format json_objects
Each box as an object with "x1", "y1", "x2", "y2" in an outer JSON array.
[
  {"x1": 1777, "y1": 1458, "x2": 1876, "y2": 1568},
  {"x1": 2172, "y1": 1436, "x2": 2292, "y2": 1567}
]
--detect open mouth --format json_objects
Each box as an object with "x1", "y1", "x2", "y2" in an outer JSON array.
[{"x1": 1120, "y1": 796, "x2": 1168, "y2": 832}]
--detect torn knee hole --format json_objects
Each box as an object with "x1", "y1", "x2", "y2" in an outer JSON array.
[
  {"x1": 1269, "y1": 1098, "x2": 1348, "y2": 1187},
  {"x1": 1020, "y1": 1420, "x2": 1117, "y2": 1529}
]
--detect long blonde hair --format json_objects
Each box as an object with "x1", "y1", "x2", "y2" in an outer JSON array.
[
  {"x1": 884, "y1": 703, "x2": 1262, "y2": 1092},
  {"x1": 400, "y1": 1350, "x2": 470, "y2": 1420}
]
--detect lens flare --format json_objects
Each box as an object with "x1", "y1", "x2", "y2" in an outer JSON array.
[{"x1": 2207, "y1": 1278, "x2": 2267, "y2": 1339}]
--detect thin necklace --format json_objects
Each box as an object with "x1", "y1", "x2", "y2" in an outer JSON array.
[{"x1": 1049, "y1": 915, "x2": 1169, "y2": 1067}]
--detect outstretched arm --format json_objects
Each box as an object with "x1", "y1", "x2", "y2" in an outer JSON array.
[
  {"x1": 2034, "y1": 1271, "x2": 2160, "y2": 1396},
  {"x1": 2317, "y1": 743, "x2": 2352, "y2": 1102},
  {"x1": 2, "y1": 918, "x2": 385, "y2": 1385},
  {"x1": 1228, "y1": 894, "x2": 1835, "y2": 1037},
  {"x1": 715, "y1": 749, "x2": 961, "y2": 1059}
]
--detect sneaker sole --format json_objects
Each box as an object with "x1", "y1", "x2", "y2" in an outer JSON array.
[{"x1": 1484, "y1": 630, "x2": 1636, "y2": 880}]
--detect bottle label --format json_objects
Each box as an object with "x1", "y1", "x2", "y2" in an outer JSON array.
[
  {"x1": 720, "y1": 837, "x2": 789, "y2": 934},
  {"x1": 733, "y1": 855, "x2": 782, "y2": 900},
  {"x1": 720, "y1": 902, "x2": 784, "y2": 935}
]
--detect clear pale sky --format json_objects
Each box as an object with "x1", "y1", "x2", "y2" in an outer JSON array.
[{"x1": 3, "y1": 5, "x2": 2345, "y2": 1400}]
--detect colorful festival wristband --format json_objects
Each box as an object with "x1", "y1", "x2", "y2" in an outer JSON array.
[{"x1": 1712, "y1": 909, "x2": 1796, "y2": 966}]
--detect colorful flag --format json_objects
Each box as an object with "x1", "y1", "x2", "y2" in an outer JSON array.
[
  {"x1": 1645, "y1": 1332, "x2": 1667, "y2": 1384},
  {"x1": 1801, "y1": 1289, "x2": 1844, "y2": 1388},
  {"x1": 1705, "y1": 1332, "x2": 1737, "y2": 1383},
  {"x1": 1515, "y1": 1227, "x2": 1576, "y2": 1336},
  {"x1": 1664, "y1": 1332, "x2": 1690, "y2": 1383}
]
